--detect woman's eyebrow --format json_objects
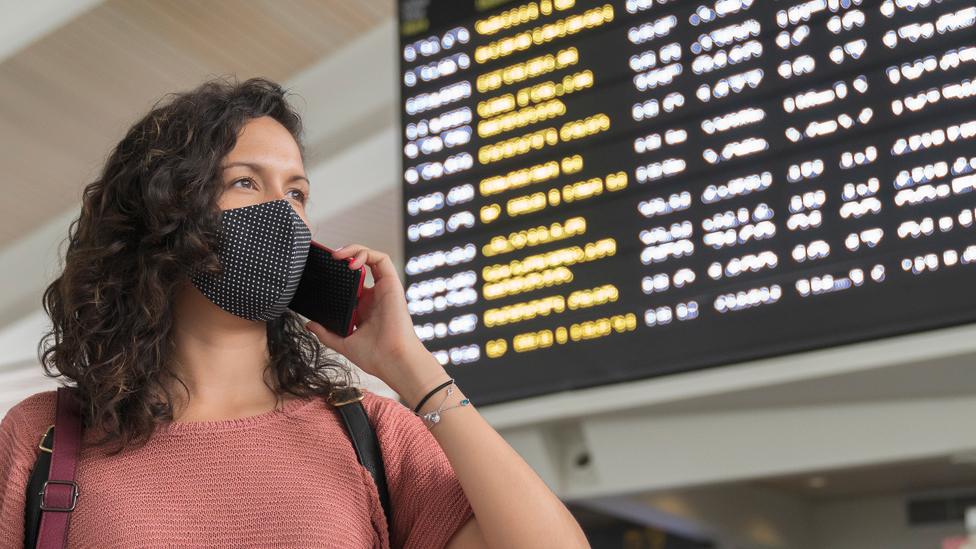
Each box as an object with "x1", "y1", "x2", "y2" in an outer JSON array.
[{"x1": 221, "y1": 161, "x2": 309, "y2": 183}]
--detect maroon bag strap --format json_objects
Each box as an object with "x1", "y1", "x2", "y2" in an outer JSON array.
[{"x1": 36, "y1": 386, "x2": 83, "y2": 549}]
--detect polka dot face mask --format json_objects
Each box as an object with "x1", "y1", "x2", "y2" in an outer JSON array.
[{"x1": 190, "y1": 199, "x2": 312, "y2": 321}]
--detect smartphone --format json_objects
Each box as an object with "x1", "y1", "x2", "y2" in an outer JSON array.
[{"x1": 288, "y1": 241, "x2": 365, "y2": 336}]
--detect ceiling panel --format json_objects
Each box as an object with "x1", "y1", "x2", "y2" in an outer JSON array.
[{"x1": 0, "y1": 0, "x2": 393, "y2": 246}]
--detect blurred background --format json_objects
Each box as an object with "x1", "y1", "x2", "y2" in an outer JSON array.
[{"x1": 2, "y1": 1, "x2": 976, "y2": 548}]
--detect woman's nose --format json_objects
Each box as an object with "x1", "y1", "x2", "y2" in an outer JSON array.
[{"x1": 267, "y1": 185, "x2": 288, "y2": 202}]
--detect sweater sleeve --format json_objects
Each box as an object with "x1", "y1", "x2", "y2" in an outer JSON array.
[
  {"x1": 0, "y1": 391, "x2": 56, "y2": 549},
  {"x1": 362, "y1": 390, "x2": 475, "y2": 549}
]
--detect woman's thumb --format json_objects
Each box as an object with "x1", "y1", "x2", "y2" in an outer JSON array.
[{"x1": 305, "y1": 320, "x2": 342, "y2": 350}]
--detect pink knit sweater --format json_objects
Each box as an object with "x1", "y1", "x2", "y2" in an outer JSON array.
[{"x1": 0, "y1": 388, "x2": 474, "y2": 548}]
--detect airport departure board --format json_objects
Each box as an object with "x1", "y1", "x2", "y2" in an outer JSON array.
[{"x1": 397, "y1": 0, "x2": 976, "y2": 405}]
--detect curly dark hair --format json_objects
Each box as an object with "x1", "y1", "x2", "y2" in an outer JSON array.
[{"x1": 38, "y1": 75, "x2": 357, "y2": 455}]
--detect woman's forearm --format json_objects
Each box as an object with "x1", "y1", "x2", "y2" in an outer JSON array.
[{"x1": 390, "y1": 345, "x2": 590, "y2": 549}]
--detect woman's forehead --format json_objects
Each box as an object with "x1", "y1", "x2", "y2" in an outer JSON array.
[{"x1": 225, "y1": 116, "x2": 303, "y2": 168}]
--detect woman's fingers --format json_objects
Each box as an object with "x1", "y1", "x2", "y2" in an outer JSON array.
[
  {"x1": 305, "y1": 320, "x2": 344, "y2": 352},
  {"x1": 331, "y1": 244, "x2": 365, "y2": 260},
  {"x1": 332, "y1": 244, "x2": 370, "y2": 270},
  {"x1": 350, "y1": 249, "x2": 368, "y2": 270},
  {"x1": 330, "y1": 244, "x2": 367, "y2": 270},
  {"x1": 361, "y1": 249, "x2": 400, "y2": 288},
  {"x1": 332, "y1": 244, "x2": 400, "y2": 288}
]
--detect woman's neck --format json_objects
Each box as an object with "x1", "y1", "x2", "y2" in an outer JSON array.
[{"x1": 166, "y1": 280, "x2": 283, "y2": 422}]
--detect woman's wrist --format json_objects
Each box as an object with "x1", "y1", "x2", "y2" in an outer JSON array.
[{"x1": 388, "y1": 340, "x2": 452, "y2": 410}]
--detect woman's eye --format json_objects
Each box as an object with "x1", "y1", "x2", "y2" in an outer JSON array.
[
  {"x1": 231, "y1": 177, "x2": 255, "y2": 189},
  {"x1": 228, "y1": 176, "x2": 305, "y2": 203}
]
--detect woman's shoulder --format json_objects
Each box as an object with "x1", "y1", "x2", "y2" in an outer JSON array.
[
  {"x1": 358, "y1": 387, "x2": 430, "y2": 434},
  {"x1": 359, "y1": 388, "x2": 426, "y2": 429},
  {"x1": 2, "y1": 389, "x2": 57, "y2": 430},
  {"x1": 355, "y1": 388, "x2": 474, "y2": 548},
  {"x1": 1, "y1": 389, "x2": 58, "y2": 454},
  {"x1": 356, "y1": 387, "x2": 441, "y2": 455},
  {"x1": 358, "y1": 387, "x2": 417, "y2": 426},
  {"x1": 358, "y1": 387, "x2": 402, "y2": 409}
]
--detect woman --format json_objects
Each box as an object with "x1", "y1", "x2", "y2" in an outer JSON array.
[{"x1": 0, "y1": 77, "x2": 589, "y2": 548}]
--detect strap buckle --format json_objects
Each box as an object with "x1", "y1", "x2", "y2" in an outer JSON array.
[
  {"x1": 39, "y1": 480, "x2": 80, "y2": 512},
  {"x1": 327, "y1": 387, "x2": 364, "y2": 407},
  {"x1": 38, "y1": 424, "x2": 54, "y2": 454}
]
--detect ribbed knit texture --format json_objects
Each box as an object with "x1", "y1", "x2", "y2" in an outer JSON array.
[{"x1": 0, "y1": 388, "x2": 474, "y2": 548}]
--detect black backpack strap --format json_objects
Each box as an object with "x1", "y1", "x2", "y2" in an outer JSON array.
[
  {"x1": 25, "y1": 425, "x2": 54, "y2": 548},
  {"x1": 328, "y1": 387, "x2": 393, "y2": 544}
]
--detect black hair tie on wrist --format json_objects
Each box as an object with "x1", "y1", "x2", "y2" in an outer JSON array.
[{"x1": 412, "y1": 378, "x2": 455, "y2": 414}]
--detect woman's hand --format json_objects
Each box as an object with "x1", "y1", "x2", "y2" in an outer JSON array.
[{"x1": 303, "y1": 244, "x2": 450, "y2": 402}]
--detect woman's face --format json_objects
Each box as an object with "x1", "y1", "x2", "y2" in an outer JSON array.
[{"x1": 217, "y1": 115, "x2": 311, "y2": 227}]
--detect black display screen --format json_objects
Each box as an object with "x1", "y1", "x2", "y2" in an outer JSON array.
[{"x1": 397, "y1": 0, "x2": 976, "y2": 405}]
